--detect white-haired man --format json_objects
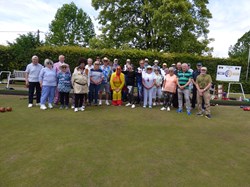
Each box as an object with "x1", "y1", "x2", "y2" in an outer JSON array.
[
  {"x1": 25, "y1": 55, "x2": 43, "y2": 108},
  {"x1": 176, "y1": 63, "x2": 192, "y2": 115}
]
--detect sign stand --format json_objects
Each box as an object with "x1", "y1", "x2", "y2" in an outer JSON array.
[{"x1": 227, "y1": 82, "x2": 246, "y2": 100}]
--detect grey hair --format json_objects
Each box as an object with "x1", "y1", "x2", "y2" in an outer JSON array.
[
  {"x1": 44, "y1": 59, "x2": 53, "y2": 66},
  {"x1": 31, "y1": 55, "x2": 38, "y2": 60}
]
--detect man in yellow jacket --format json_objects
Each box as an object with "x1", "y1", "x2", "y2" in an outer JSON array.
[{"x1": 110, "y1": 66, "x2": 125, "y2": 106}]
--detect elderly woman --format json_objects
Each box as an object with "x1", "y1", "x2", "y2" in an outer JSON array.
[
  {"x1": 57, "y1": 63, "x2": 71, "y2": 109},
  {"x1": 161, "y1": 67, "x2": 178, "y2": 111},
  {"x1": 39, "y1": 59, "x2": 57, "y2": 110},
  {"x1": 110, "y1": 66, "x2": 125, "y2": 106},
  {"x1": 71, "y1": 60, "x2": 89, "y2": 112},
  {"x1": 142, "y1": 65, "x2": 156, "y2": 108}
]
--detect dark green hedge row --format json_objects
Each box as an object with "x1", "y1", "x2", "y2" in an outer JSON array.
[{"x1": 0, "y1": 45, "x2": 249, "y2": 94}]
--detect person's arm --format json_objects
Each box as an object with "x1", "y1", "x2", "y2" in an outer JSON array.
[
  {"x1": 118, "y1": 73, "x2": 125, "y2": 90},
  {"x1": 25, "y1": 65, "x2": 29, "y2": 87},
  {"x1": 110, "y1": 73, "x2": 115, "y2": 90},
  {"x1": 149, "y1": 79, "x2": 156, "y2": 89},
  {"x1": 39, "y1": 69, "x2": 44, "y2": 88},
  {"x1": 142, "y1": 79, "x2": 148, "y2": 89}
]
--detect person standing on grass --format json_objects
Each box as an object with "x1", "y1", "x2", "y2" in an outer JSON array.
[
  {"x1": 195, "y1": 67, "x2": 212, "y2": 119},
  {"x1": 89, "y1": 61, "x2": 103, "y2": 106},
  {"x1": 123, "y1": 65, "x2": 137, "y2": 108},
  {"x1": 110, "y1": 66, "x2": 125, "y2": 106},
  {"x1": 39, "y1": 59, "x2": 57, "y2": 110},
  {"x1": 177, "y1": 63, "x2": 192, "y2": 115},
  {"x1": 57, "y1": 63, "x2": 71, "y2": 110},
  {"x1": 161, "y1": 67, "x2": 178, "y2": 111},
  {"x1": 191, "y1": 62, "x2": 203, "y2": 109},
  {"x1": 99, "y1": 57, "x2": 112, "y2": 106},
  {"x1": 25, "y1": 55, "x2": 43, "y2": 108},
  {"x1": 142, "y1": 66, "x2": 156, "y2": 108},
  {"x1": 53, "y1": 55, "x2": 70, "y2": 105},
  {"x1": 152, "y1": 68, "x2": 163, "y2": 106},
  {"x1": 136, "y1": 60, "x2": 146, "y2": 105},
  {"x1": 71, "y1": 62, "x2": 89, "y2": 112}
]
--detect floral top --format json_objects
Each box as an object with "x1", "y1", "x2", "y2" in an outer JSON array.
[{"x1": 57, "y1": 71, "x2": 71, "y2": 93}]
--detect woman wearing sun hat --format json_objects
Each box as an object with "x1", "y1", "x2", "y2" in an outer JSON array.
[
  {"x1": 57, "y1": 63, "x2": 71, "y2": 109},
  {"x1": 142, "y1": 65, "x2": 156, "y2": 108}
]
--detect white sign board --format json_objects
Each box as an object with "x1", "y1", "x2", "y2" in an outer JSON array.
[{"x1": 216, "y1": 65, "x2": 241, "y2": 82}]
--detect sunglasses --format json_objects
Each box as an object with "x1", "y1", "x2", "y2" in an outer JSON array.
[
  {"x1": 47, "y1": 62, "x2": 52, "y2": 65},
  {"x1": 62, "y1": 66, "x2": 67, "y2": 69}
]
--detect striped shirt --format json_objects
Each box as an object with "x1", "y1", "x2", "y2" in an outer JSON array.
[{"x1": 177, "y1": 70, "x2": 192, "y2": 89}]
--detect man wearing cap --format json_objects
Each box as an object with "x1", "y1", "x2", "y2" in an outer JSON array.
[
  {"x1": 177, "y1": 63, "x2": 192, "y2": 115},
  {"x1": 99, "y1": 57, "x2": 112, "y2": 105},
  {"x1": 160, "y1": 63, "x2": 168, "y2": 76},
  {"x1": 144, "y1": 58, "x2": 149, "y2": 67},
  {"x1": 112, "y1": 58, "x2": 119, "y2": 72},
  {"x1": 173, "y1": 62, "x2": 182, "y2": 108},
  {"x1": 89, "y1": 61, "x2": 103, "y2": 106},
  {"x1": 191, "y1": 62, "x2": 203, "y2": 109},
  {"x1": 195, "y1": 67, "x2": 212, "y2": 119},
  {"x1": 153, "y1": 60, "x2": 160, "y2": 70}
]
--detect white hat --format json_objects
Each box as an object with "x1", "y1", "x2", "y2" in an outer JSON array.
[
  {"x1": 154, "y1": 60, "x2": 159, "y2": 64},
  {"x1": 146, "y1": 65, "x2": 153, "y2": 70},
  {"x1": 145, "y1": 58, "x2": 149, "y2": 61}
]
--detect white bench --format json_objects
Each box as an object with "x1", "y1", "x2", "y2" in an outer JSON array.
[{"x1": 7, "y1": 70, "x2": 26, "y2": 88}]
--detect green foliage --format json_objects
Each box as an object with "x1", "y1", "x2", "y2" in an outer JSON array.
[
  {"x1": 229, "y1": 30, "x2": 250, "y2": 61},
  {"x1": 92, "y1": 0, "x2": 213, "y2": 54},
  {"x1": 46, "y1": 2, "x2": 95, "y2": 47},
  {"x1": 5, "y1": 32, "x2": 41, "y2": 70}
]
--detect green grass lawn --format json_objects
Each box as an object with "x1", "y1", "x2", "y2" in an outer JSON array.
[{"x1": 0, "y1": 95, "x2": 250, "y2": 187}]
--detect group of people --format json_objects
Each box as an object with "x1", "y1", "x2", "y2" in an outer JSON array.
[{"x1": 25, "y1": 55, "x2": 212, "y2": 118}]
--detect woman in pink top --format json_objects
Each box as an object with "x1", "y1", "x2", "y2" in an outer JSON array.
[{"x1": 161, "y1": 67, "x2": 178, "y2": 111}]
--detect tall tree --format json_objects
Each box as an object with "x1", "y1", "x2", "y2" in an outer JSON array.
[
  {"x1": 46, "y1": 2, "x2": 95, "y2": 47},
  {"x1": 92, "y1": 0, "x2": 212, "y2": 54},
  {"x1": 229, "y1": 30, "x2": 250, "y2": 60},
  {"x1": 7, "y1": 32, "x2": 42, "y2": 69}
]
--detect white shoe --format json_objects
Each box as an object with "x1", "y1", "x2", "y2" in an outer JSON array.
[
  {"x1": 74, "y1": 108, "x2": 78, "y2": 112},
  {"x1": 79, "y1": 107, "x2": 85, "y2": 111},
  {"x1": 149, "y1": 106, "x2": 152, "y2": 109},
  {"x1": 40, "y1": 105, "x2": 47, "y2": 110},
  {"x1": 131, "y1": 104, "x2": 135, "y2": 109},
  {"x1": 28, "y1": 104, "x2": 33, "y2": 108},
  {"x1": 167, "y1": 107, "x2": 170, "y2": 111},
  {"x1": 35, "y1": 103, "x2": 40, "y2": 106},
  {"x1": 71, "y1": 105, "x2": 75, "y2": 109},
  {"x1": 143, "y1": 105, "x2": 146, "y2": 108},
  {"x1": 48, "y1": 103, "x2": 53, "y2": 109},
  {"x1": 153, "y1": 102, "x2": 156, "y2": 106},
  {"x1": 125, "y1": 103, "x2": 131, "y2": 107},
  {"x1": 99, "y1": 100, "x2": 102, "y2": 106},
  {"x1": 105, "y1": 100, "x2": 110, "y2": 106},
  {"x1": 82, "y1": 105, "x2": 85, "y2": 109},
  {"x1": 160, "y1": 107, "x2": 166, "y2": 111}
]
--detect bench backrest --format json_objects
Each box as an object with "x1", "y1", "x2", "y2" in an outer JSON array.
[{"x1": 13, "y1": 70, "x2": 26, "y2": 80}]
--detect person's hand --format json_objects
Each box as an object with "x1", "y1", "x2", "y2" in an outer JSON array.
[
  {"x1": 179, "y1": 86, "x2": 184, "y2": 90},
  {"x1": 40, "y1": 83, "x2": 43, "y2": 88},
  {"x1": 25, "y1": 81, "x2": 29, "y2": 88},
  {"x1": 115, "y1": 88, "x2": 120, "y2": 92}
]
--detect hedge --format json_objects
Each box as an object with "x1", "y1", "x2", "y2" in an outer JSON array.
[{"x1": 0, "y1": 45, "x2": 249, "y2": 93}]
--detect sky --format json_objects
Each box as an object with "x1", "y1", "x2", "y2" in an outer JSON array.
[{"x1": 0, "y1": 0, "x2": 249, "y2": 58}]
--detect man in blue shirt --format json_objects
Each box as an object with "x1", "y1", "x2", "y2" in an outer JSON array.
[{"x1": 99, "y1": 57, "x2": 112, "y2": 105}]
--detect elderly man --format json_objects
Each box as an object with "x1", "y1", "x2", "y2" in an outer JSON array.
[
  {"x1": 53, "y1": 55, "x2": 70, "y2": 104},
  {"x1": 177, "y1": 63, "x2": 192, "y2": 115},
  {"x1": 160, "y1": 63, "x2": 168, "y2": 76},
  {"x1": 99, "y1": 57, "x2": 112, "y2": 105},
  {"x1": 195, "y1": 67, "x2": 212, "y2": 119},
  {"x1": 25, "y1": 55, "x2": 43, "y2": 108}
]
